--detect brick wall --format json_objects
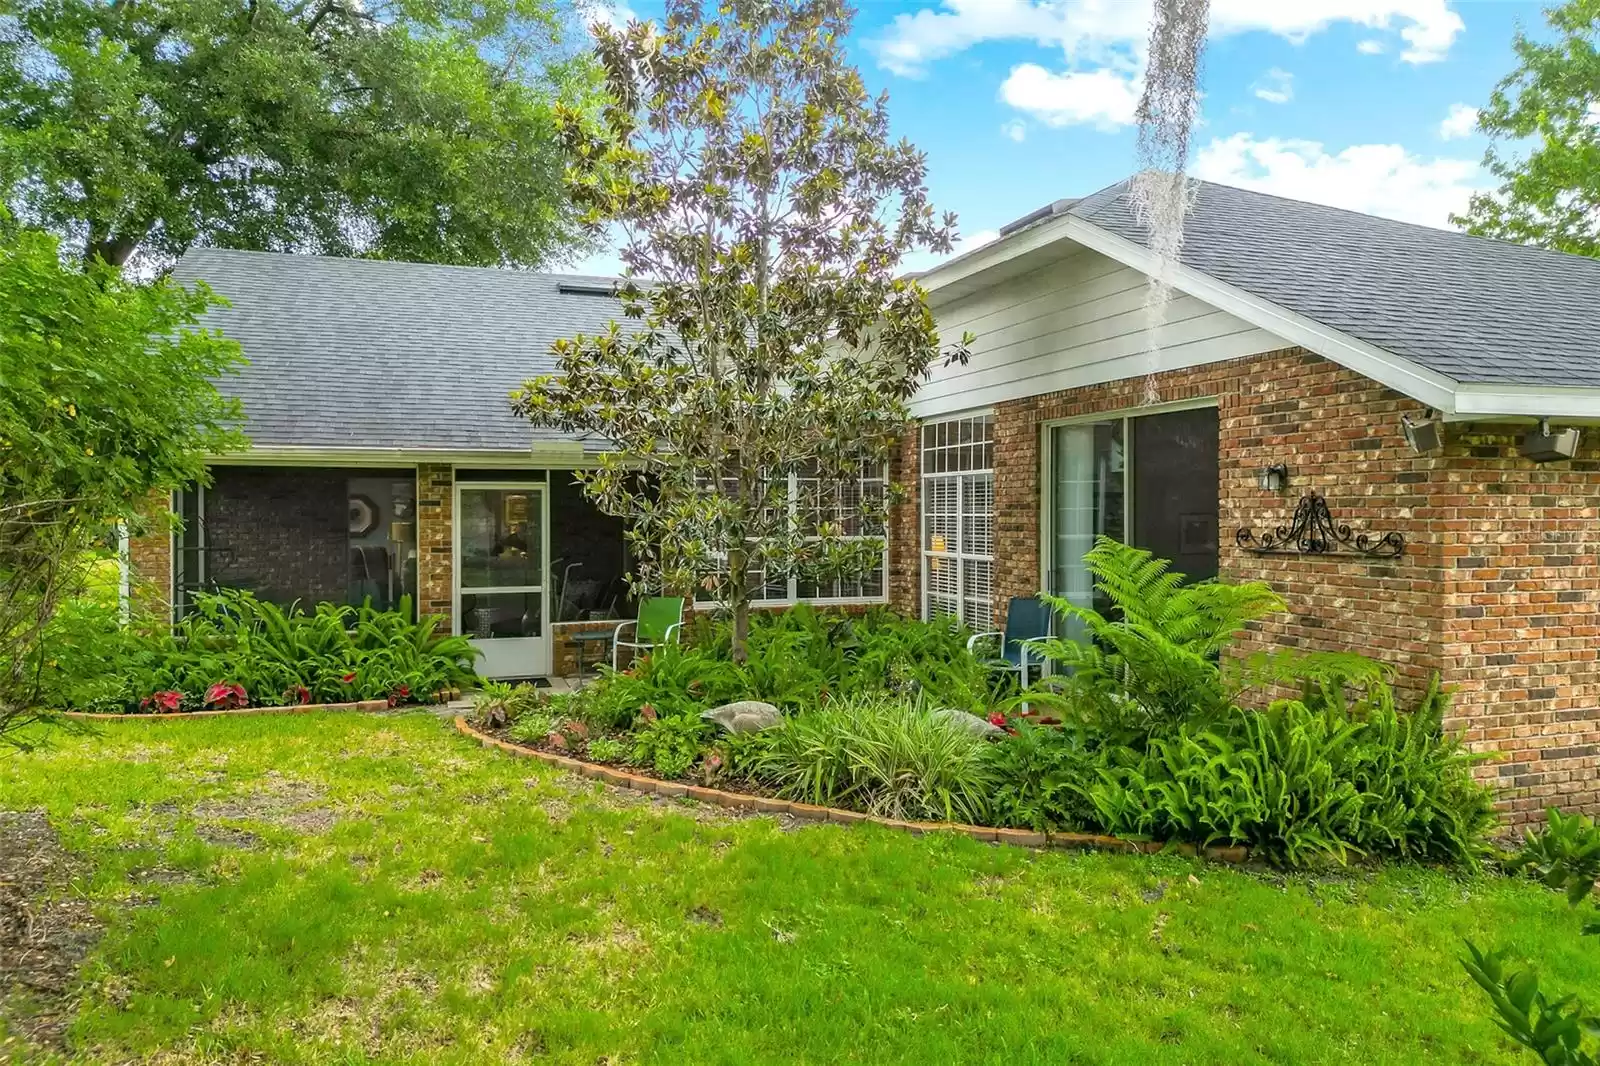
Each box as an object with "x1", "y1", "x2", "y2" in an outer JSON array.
[
  {"x1": 900, "y1": 345, "x2": 1600, "y2": 825},
  {"x1": 127, "y1": 489, "x2": 174, "y2": 617},
  {"x1": 888, "y1": 432, "x2": 921, "y2": 617},
  {"x1": 1436, "y1": 426, "x2": 1600, "y2": 822},
  {"x1": 417, "y1": 464, "x2": 454, "y2": 626}
]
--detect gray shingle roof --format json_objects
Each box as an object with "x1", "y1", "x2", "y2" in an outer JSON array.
[
  {"x1": 1062, "y1": 179, "x2": 1600, "y2": 388},
  {"x1": 170, "y1": 248, "x2": 625, "y2": 452}
]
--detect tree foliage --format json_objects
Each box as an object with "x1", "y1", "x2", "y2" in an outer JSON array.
[
  {"x1": 0, "y1": 223, "x2": 243, "y2": 744},
  {"x1": 0, "y1": 0, "x2": 604, "y2": 268},
  {"x1": 1454, "y1": 0, "x2": 1600, "y2": 257},
  {"x1": 513, "y1": 0, "x2": 969, "y2": 660},
  {"x1": 1463, "y1": 808, "x2": 1600, "y2": 1065}
]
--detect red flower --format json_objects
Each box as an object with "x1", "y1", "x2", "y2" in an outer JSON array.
[
  {"x1": 639, "y1": 703, "x2": 658, "y2": 722},
  {"x1": 284, "y1": 684, "x2": 312, "y2": 706},
  {"x1": 340, "y1": 671, "x2": 357, "y2": 684},
  {"x1": 394, "y1": 684, "x2": 410, "y2": 698},
  {"x1": 987, "y1": 711, "x2": 1007, "y2": 728},
  {"x1": 143, "y1": 690, "x2": 182, "y2": 713}
]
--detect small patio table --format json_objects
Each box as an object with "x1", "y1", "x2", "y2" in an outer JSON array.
[{"x1": 568, "y1": 629, "x2": 616, "y2": 680}]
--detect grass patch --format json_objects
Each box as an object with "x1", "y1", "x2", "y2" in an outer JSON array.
[{"x1": 0, "y1": 712, "x2": 1592, "y2": 1064}]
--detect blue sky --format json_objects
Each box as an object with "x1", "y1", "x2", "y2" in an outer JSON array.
[{"x1": 569, "y1": 0, "x2": 1541, "y2": 275}]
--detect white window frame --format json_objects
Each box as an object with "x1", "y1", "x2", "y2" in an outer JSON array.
[
  {"x1": 1037, "y1": 397, "x2": 1219, "y2": 594},
  {"x1": 693, "y1": 467, "x2": 891, "y2": 611},
  {"x1": 919, "y1": 412, "x2": 995, "y2": 626}
]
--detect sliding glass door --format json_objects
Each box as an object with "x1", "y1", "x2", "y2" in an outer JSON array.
[{"x1": 1046, "y1": 406, "x2": 1219, "y2": 628}]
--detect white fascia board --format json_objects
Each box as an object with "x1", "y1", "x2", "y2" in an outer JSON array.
[
  {"x1": 1451, "y1": 384, "x2": 1600, "y2": 422},
  {"x1": 207, "y1": 443, "x2": 599, "y2": 467}
]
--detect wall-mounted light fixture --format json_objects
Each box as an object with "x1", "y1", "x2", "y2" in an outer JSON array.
[
  {"x1": 1257, "y1": 463, "x2": 1289, "y2": 492},
  {"x1": 1521, "y1": 418, "x2": 1581, "y2": 463},
  {"x1": 1402, "y1": 410, "x2": 1443, "y2": 454}
]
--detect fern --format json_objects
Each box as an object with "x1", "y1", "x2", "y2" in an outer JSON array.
[{"x1": 1024, "y1": 537, "x2": 1284, "y2": 734}]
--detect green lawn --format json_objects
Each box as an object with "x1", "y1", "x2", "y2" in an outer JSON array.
[{"x1": 0, "y1": 712, "x2": 1591, "y2": 1065}]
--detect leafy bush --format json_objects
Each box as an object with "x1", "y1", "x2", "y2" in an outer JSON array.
[
  {"x1": 35, "y1": 588, "x2": 478, "y2": 712},
  {"x1": 1023, "y1": 537, "x2": 1285, "y2": 734},
  {"x1": 1464, "y1": 809, "x2": 1600, "y2": 1065},
  {"x1": 1078, "y1": 677, "x2": 1495, "y2": 866},
  {"x1": 741, "y1": 694, "x2": 997, "y2": 823},
  {"x1": 983, "y1": 719, "x2": 1102, "y2": 833},
  {"x1": 565, "y1": 605, "x2": 992, "y2": 731},
  {"x1": 508, "y1": 712, "x2": 558, "y2": 745},
  {"x1": 474, "y1": 681, "x2": 546, "y2": 730},
  {"x1": 586, "y1": 736, "x2": 628, "y2": 763},
  {"x1": 631, "y1": 714, "x2": 711, "y2": 778}
]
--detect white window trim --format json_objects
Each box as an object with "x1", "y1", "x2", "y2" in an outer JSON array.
[
  {"x1": 1037, "y1": 397, "x2": 1219, "y2": 594},
  {"x1": 919, "y1": 412, "x2": 996, "y2": 627},
  {"x1": 692, "y1": 468, "x2": 891, "y2": 611}
]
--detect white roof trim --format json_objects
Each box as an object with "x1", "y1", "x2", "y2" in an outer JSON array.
[
  {"x1": 917, "y1": 210, "x2": 1600, "y2": 421},
  {"x1": 209, "y1": 442, "x2": 595, "y2": 467}
]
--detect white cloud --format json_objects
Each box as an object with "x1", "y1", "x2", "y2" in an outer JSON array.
[
  {"x1": 999, "y1": 64, "x2": 1142, "y2": 129},
  {"x1": 869, "y1": 0, "x2": 1464, "y2": 77},
  {"x1": 1193, "y1": 132, "x2": 1481, "y2": 228},
  {"x1": 1252, "y1": 68, "x2": 1294, "y2": 105},
  {"x1": 1438, "y1": 103, "x2": 1479, "y2": 140},
  {"x1": 1357, "y1": 38, "x2": 1386, "y2": 54},
  {"x1": 579, "y1": 0, "x2": 635, "y2": 34},
  {"x1": 1001, "y1": 119, "x2": 1028, "y2": 142}
]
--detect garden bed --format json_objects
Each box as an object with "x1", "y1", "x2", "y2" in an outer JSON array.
[
  {"x1": 453, "y1": 716, "x2": 1252, "y2": 863},
  {"x1": 63, "y1": 699, "x2": 393, "y2": 721}
]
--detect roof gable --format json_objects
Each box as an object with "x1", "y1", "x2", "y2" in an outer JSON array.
[
  {"x1": 1067, "y1": 180, "x2": 1600, "y2": 390},
  {"x1": 172, "y1": 248, "x2": 623, "y2": 454}
]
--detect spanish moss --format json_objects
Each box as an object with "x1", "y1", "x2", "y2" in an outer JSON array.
[{"x1": 1130, "y1": 0, "x2": 1211, "y2": 406}]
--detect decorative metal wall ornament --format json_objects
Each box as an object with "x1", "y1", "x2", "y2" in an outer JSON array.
[{"x1": 1235, "y1": 492, "x2": 1404, "y2": 559}]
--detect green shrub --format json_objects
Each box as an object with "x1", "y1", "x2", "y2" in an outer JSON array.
[
  {"x1": 1463, "y1": 808, "x2": 1600, "y2": 1065},
  {"x1": 743, "y1": 694, "x2": 997, "y2": 824},
  {"x1": 1080, "y1": 678, "x2": 1496, "y2": 866},
  {"x1": 631, "y1": 714, "x2": 711, "y2": 778},
  {"x1": 983, "y1": 720, "x2": 1102, "y2": 832},
  {"x1": 34, "y1": 587, "x2": 478, "y2": 712},
  {"x1": 1022, "y1": 537, "x2": 1285, "y2": 734},
  {"x1": 507, "y1": 712, "x2": 558, "y2": 745},
  {"x1": 564, "y1": 606, "x2": 993, "y2": 730},
  {"x1": 586, "y1": 736, "x2": 629, "y2": 763},
  {"x1": 1510, "y1": 807, "x2": 1600, "y2": 909}
]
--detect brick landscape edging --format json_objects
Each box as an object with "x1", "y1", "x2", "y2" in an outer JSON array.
[
  {"x1": 64, "y1": 699, "x2": 391, "y2": 721},
  {"x1": 451, "y1": 716, "x2": 1250, "y2": 863}
]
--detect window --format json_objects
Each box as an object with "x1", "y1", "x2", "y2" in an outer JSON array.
[
  {"x1": 921, "y1": 413, "x2": 995, "y2": 626},
  {"x1": 694, "y1": 467, "x2": 889, "y2": 608},
  {"x1": 1045, "y1": 405, "x2": 1219, "y2": 633}
]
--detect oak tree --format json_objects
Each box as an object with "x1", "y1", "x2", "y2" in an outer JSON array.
[{"x1": 0, "y1": 0, "x2": 603, "y2": 269}]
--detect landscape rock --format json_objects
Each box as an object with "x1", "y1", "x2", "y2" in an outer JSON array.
[
  {"x1": 932, "y1": 707, "x2": 1004, "y2": 739},
  {"x1": 701, "y1": 701, "x2": 785, "y2": 734}
]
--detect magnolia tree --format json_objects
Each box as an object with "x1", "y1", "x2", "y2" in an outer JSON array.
[{"x1": 514, "y1": 0, "x2": 969, "y2": 661}]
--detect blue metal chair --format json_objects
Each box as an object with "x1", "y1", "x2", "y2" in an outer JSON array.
[{"x1": 966, "y1": 596, "x2": 1052, "y2": 686}]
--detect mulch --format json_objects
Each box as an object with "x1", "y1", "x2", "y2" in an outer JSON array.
[{"x1": 0, "y1": 810, "x2": 102, "y2": 1058}]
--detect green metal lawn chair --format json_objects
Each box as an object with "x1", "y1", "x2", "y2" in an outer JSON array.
[{"x1": 612, "y1": 596, "x2": 686, "y2": 670}]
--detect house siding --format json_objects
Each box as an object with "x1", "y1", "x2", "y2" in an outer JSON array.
[
  {"x1": 911, "y1": 246, "x2": 1282, "y2": 419},
  {"x1": 893, "y1": 345, "x2": 1600, "y2": 826}
]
